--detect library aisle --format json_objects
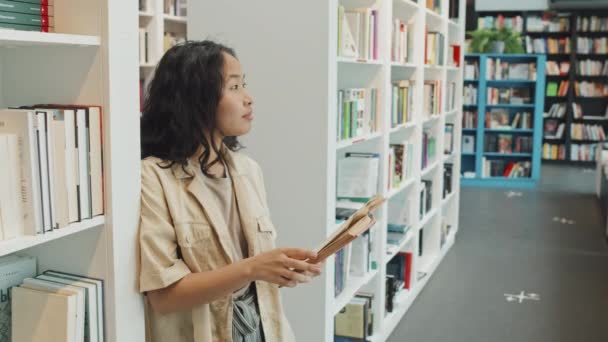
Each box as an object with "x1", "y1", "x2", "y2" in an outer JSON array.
[{"x1": 388, "y1": 164, "x2": 608, "y2": 342}]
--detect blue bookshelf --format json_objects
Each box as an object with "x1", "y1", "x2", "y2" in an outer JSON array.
[{"x1": 461, "y1": 54, "x2": 546, "y2": 188}]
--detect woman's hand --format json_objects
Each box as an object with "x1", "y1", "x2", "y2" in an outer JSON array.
[{"x1": 244, "y1": 248, "x2": 323, "y2": 287}]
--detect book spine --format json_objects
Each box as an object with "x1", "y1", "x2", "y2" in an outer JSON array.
[
  {"x1": 0, "y1": 10, "x2": 54, "y2": 27},
  {"x1": 0, "y1": 1, "x2": 53, "y2": 16}
]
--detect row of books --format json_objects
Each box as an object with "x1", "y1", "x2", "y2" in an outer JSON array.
[
  {"x1": 439, "y1": 217, "x2": 453, "y2": 249},
  {"x1": 0, "y1": 1, "x2": 54, "y2": 32},
  {"x1": 337, "y1": 88, "x2": 379, "y2": 141},
  {"x1": 546, "y1": 81, "x2": 569, "y2": 97},
  {"x1": 545, "y1": 61, "x2": 570, "y2": 76},
  {"x1": 421, "y1": 130, "x2": 437, "y2": 170},
  {"x1": 425, "y1": 31, "x2": 445, "y2": 66},
  {"x1": 481, "y1": 159, "x2": 532, "y2": 178},
  {"x1": 163, "y1": 31, "x2": 186, "y2": 53},
  {"x1": 544, "y1": 121, "x2": 565, "y2": 139},
  {"x1": 164, "y1": 0, "x2": 187, "y2": 17},
  {"x1": 423, "y1": 80, "x2": 442, "y2": 116},
  {"x1": 576, "y1": 59, "x2": 608, "y2": 76},
  {"x1": 337, "y1": 152, "x2": 380, "y2": 200},
  {"x1": 448, "y1": 45, "x2": 462, "y2": 68},
  {"x1": 486, "y1": 59, "x2": 537, "y2": 80},
  {"x1": 576, "y1": 37, "x2": 608, "y2": 54},
  {"x1": 388, "y1": 142, "x2": 414, "y2": 190},
  {"x1": 387, "y1": 198, "x2": 413, "y2": 250},
  {"x1": 385, "y1": 251, "x2": 413, "y2": 316},
  {"x1": 571, "y1": 124, "x2": 606, "y2": 141},
  {"x1": 337, "y1": 5, "x2": 379, "y2": 60},
  {"x1": 485, "y1": 109, "x2": 532, "y2": 130},
  {"x1": 545, "y1": 103, "x2": 567, "y2": 119},
  {"x1": 463, "y1": 84, "x2": 477, "y2": 106},
  {"x1": 0, "y1": 254, "x2": 105, "y2": 342},
  {"x1": 476, "y1": 15, "x2": 524, "y2": 33},
  {"x1": 526, "y1": 14, "x2": 570, "y2": 33},
  {"x1": 0, "y1": 107, "x2": 103, "y2": 241},
  {"x1": 571, "y1": 143, "x2": 598, "y2": 161},
  {"x1": 543, "y1": 143, "x2": 566, "y2": 160},
  {"x1": 334, "y1": 291, "x2": 375, "y2": 341},
  {"x1": 333, "y1": 231, "x2": 374, "y2": 297},
  {"x1": 525, "y1": 37, "x2": 570, "y2": 54},
  {"x1": 391, "y1": 81, "x2": 413, "y2": 128},
  {"x1": 464, "y1": 60, "x2": 479, "y2": 79},
  {"x1": 391, "y1": 19, "x2": 414, "y2": 64},
  {"x1": 484, "y1": 134, "x2": 533, "y2": 154},
  {"x1": 574, "y1": 81, "x2": 608, "y2": 97},
  {"x1": 486, "y1": 87, "x2": 532, "y2": 105},
  {"x1": 463, "y1": 111, "x2": 477, "y2": 129},
  {"x1": 576, "y1": 16, "x2": 608, "y2": 32}
]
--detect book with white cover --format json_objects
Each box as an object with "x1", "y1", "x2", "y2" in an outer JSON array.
[
  {"x1": 47, "y1": 109, "x2": 69, "y2": 228},
  {"x1": 11, "y1": 286, "x2": 77, "y2": 342},
  {"x1": 63, "y1": 109, "x2": 79, "y2": 223},
  {"x1": 76, "y1": 108, "x2": 91, "y2": 220},
  {"x1": 36, "y1": 111, "x2": 53, "y2": 232},
  {"x1": 21, "y1": 277, "x2": 86, "y2": 342},
  {"x1": 88, "y1": 106, "x2": 103, "y2": 217},
  {"x1": 0, "y1": 109, "x2": 42, "y2": 235},
  {"x1": 339, "y1": 5, "x2": 357, "y2": 58},
  {"x1": 0, "y1": 255, "x2": 36, "y2": 341},
  {"x1": 0, "y1": 134, "x2": 24, "y2": 240},
  {"x1": 35, "y1": 273, "x2": 99, "y2": 342},
  {"x1": 44, "y1": 270, "x2": 105, "y2": 342},
  {"x1": 337, "y1": 156, "x2": 379, "y2": 198}
]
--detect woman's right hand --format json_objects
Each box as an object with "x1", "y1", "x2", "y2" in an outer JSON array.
[{"x1": 244, "y1": 248, "x2": 322, "y2": 288}]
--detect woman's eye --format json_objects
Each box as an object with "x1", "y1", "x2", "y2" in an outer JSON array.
[
  {"x1": 230, "y1": 84, "x2": 239, "y2": 90},
  {"x1": 242, "y1": 82, "x2": 247, "y2": 88}
]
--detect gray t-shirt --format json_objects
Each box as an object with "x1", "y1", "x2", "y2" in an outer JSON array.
[{"x1": 197, "y1": 162, "x2": 250, "y2": 297}]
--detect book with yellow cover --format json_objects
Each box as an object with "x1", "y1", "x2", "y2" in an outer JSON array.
[{"x1": 311, "y1": 195, "x2": 385, "y2": 263}]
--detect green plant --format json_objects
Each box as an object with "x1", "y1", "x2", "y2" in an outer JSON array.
[{"x1": 467, "y1": 27, "x2": 525, "y2": 53}]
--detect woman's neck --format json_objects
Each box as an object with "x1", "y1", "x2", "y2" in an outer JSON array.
[{"x1": 190, "y1": 139, "x2": 226, "y2": 177}]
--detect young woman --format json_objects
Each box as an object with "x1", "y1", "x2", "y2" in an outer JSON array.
[{"x1": 138, "y1": 40, "x2": 321, "y2": 342}]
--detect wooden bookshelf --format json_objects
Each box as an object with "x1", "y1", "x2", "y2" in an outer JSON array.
[{"x1": 190, "y1": 0, "x2": 465, "y2": 340}]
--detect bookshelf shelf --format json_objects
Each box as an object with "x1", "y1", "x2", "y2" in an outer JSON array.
[
  {"x1": 336, "y1": 131, "x2": 384, "y2": 150},
  {"x1": 418, "y1": 207, "x2": 439, "y2": 228},
  {"x1": 0, "y1": 31, "x2": 101, "y2": 47},
  {"x1": 385, "y1": 230, "x2": 414, "y2": 264},
  {"x1": 163, "y1": 14, "x2": 187, "y2": 24},
  {"x1": 423, "y1": 114, "x2": 441, "y2": 126},
  {"x1": 337, "y1": 56, "x2": 384, "y2": 65},
  {"x1": 140, "y1": 62, "x2": 156, "y2": 68},
  {"x1": 139, "y1": 11, "x2": 154, "y2": 18},
  {"x1": 485, "y1": 128, "x2": 534, "y2": 133},
  {"x1": 332, "y1": 269, "x2": 379, "y2": 316},
  {"x1": 391, "y1": 62, "x2": 418, "y2": 69},
  {"x1": 485, "y1": 104, "x2": 535, "y2": 109},
  {"x1": 0, "y1": 216, "x2": 105, "y2": 258},
  {"x1": 442, "y1": 191, "x2": 456, "y2": 206},
  {"x1": 421, "y1": 159, "x2": 441, "y2": 177},
  {"x1": 486, "y1": 79, "x2": 536, "y2": 84},
  {"x1": 444, "y1": 151, "x2": 458, "y2": 163},
  {"x1": 387, "y1": 177, "x2": 417, "y2": 199},
  {"x1": 191, "y1": 0, "x2": 465, "y2": 340},
  {"x1": 390, "y1": 121, "x2": 417, "y2": 134},
  {"x1": 483, "y1": 152, "x2": 533, "y2": 157}
]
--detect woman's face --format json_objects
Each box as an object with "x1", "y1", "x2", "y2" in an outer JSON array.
[{"x1": 215, "y1": 52, "x2": 254, "y2": 138}]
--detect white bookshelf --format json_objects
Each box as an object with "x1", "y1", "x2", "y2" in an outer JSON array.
[
  {"x1": 0, "y1": 0, "x2": 144, "y2": 340},
  {"x1": 190, "y1": 0, "x2": 464, "y2": 340},
  {"x1": 139, "y1": 0, "x2": 188, "y2": 92}
]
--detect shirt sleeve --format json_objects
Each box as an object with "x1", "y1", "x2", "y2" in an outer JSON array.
[{"x1": 138, "y1": 160, "x2": 192, "y2": 293}]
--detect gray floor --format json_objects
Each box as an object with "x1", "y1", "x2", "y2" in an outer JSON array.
[{"x1": 387, "y1": 165, "x2": 608, "y2": 342}]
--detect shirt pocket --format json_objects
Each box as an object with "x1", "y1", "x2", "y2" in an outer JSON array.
[
  {"x1": 174, "y1": 222, "x2": 212, "y2": 248},
  {"x1": 256, "y1": 215, "x2": 277, "y2": 252}
]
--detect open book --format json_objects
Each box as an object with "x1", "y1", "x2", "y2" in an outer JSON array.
[{"x1": 310, "y1": 195, "x2": 385, "y2": 263}]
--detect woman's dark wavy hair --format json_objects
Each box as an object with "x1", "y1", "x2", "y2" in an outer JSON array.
[{"x1": 140, "y1": 40, "x2": 243, "y2": 177}]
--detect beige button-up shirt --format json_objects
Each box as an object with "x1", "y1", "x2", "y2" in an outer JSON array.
[{"x1": 138, "y1": 146, "x2": 296, "y2": 342}]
